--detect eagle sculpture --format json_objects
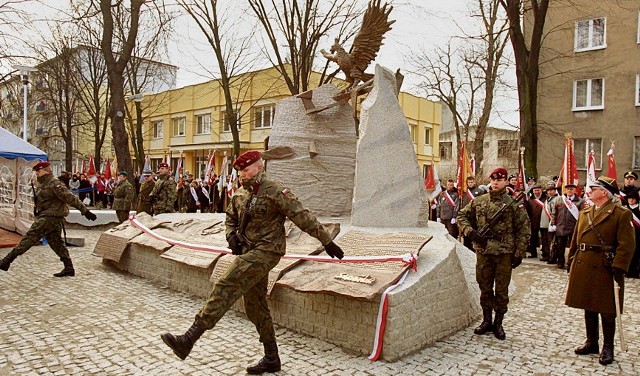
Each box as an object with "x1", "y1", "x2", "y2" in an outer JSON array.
[{"x1": 321, "y1": 0, "x2": 395, "y2": 89}]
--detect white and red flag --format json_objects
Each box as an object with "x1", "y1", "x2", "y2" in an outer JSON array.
[
  {"x1": 203, "y1": 151, "x2": 216, "y2": 184},
  {"x1": 606, "y1": 143, "x2": 617, "y2": 183},
  {"x1": 424, "y1": 163, "x2": 442, "y2": 202},
  {"x1": 557, "y1": 134, "x2": 582, "y2": 196}
]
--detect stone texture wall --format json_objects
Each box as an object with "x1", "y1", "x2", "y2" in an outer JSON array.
[
  {"x1": 267, "y1": 85, "x2": 357, "y2": 217},
  {"x1": 105, "y1": 222, "x2": 481, "y2": 361}
]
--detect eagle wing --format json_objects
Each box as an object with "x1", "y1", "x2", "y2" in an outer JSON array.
[{"x1": 349, "y1": 0, "x2": 395, "y2": 74}]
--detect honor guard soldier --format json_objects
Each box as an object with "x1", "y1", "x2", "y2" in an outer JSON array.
[
  {"x1": 136, "y1": 170, "x2": 155, "y2": 215},
  {"x1": 565, "y1": 176, "x2": 634, "y2": 365},
  {"x1": 160, "y1": 150, "x2": 344, "y2": 374},
  {"x1": 112, "y1": 171, "x2": 134, "y2": 223},
  {"x1": 149, "y1": 162, "x2": 177, "y2": 215},
  {"x1": 0, "y1": 161, "x2": 97, "y2": 276},
  {"x1": 457, "y1": 167, "x2": 530, "y2": 340}
]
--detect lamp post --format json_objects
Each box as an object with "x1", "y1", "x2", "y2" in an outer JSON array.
[{"x1": 12, "y1": 65, "x2": 38, "y2": 141}]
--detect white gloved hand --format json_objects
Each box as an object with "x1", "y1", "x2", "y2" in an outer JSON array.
[
  {"x1": 431, "y1": 204, "x2": 437, "y2": 210},
  {"x1": 451, "y1": 218, "x2": 456, "y2": 224},
  {"x1": 548, "y1": 224, "x2": 556, "y2": 232},
  {"x1": 436, "y1": 218, "x2": 441, "y2": 223}
]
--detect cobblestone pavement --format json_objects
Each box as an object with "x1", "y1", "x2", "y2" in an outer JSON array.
[{"x1": 1, "y1": 229, "x2": 639, "y2": 375}]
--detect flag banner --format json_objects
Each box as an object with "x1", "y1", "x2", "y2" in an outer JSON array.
[
  {"x1": 82, "y1": 159, "x2": 87, "y2": 175},
  {"x1": 425, "y1": 164, "x2": 442, "y2": 202},
  {"x1": 558, "y1": 135, "x2": 581, "y2": 196},
  {"x1": 606, "y1": 144, "x2": 617, "y2": 182},
  {"x1": 87, "y1": 154, "x2": 97, "y2": 176},
  {"x1": 174, "y1": 154, "x2": 183, "y2": 182},
  {"x1": 515, "y1": 148, "x2": 528, "y2": 192},
  {"x1": 104, "y1": 158, "x2": 112, "y2": 180},
  {"x1": 456, "y1": 141, "x2": 473, "y2": 196},
  {"x1": 140, "y1": 156, "x2": 150, "y2": 183},
  {"x1": 218, "y1": 155, "x2": 228, "y2": 192}
]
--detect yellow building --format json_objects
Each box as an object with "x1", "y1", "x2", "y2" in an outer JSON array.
[{"x1": 134, "y1": 65, "x2": 441, "y2": 178}]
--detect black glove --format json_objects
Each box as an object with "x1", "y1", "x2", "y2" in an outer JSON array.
[
  {"x1": 511, "y1": 255, "x2": 522, "y2": 269},
  {"x1": 84, "y1": 210, "x2": 97, "y2": 221},
  {"x1": 612, "y1": 267, "x2": 625, "y2": 285},
  {"x1": 227, "y1": 233, "x2": 243, "y2": 255},
  {"x1": 324, "y1": 241, "x2": 344, "y2": 259},
  {"x1": 469, "y1": 230, "x2": 486, "y2": 244}
]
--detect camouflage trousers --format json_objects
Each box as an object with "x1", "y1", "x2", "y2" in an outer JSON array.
[
  {"x1": 116, "y1": 210, "x2": 129, "y2": 224},
  {"x1": 196, "y1": 248, "x2": 281, "y2": 343},
  {"x1": 476, "y1": 253, "x2": 513, "y2": 314},
  {"x1": 8, "y1": 216, "x2": 69, "y2": 260}
]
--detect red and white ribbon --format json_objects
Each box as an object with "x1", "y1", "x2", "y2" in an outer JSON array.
[
  {"x1": 368, "y1": 269, "x2": 411, "y2": 361},
  {"x1": 128, "y1": 215, "x2": 418, "y2": 269}
]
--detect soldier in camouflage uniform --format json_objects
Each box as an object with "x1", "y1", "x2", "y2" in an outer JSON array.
[
  {"x1": 136, "y1": 170, "x2": 155, "y2": 215},
  {"x1": 112, "y1": 171, "x2": 134, "y2": 223},
  {"x1": 161, "y1": 150, "x2": 344, "y2": 375},
  {"x1": 0, "y1": 161, "x2": 97, "y2": 276},
  {"x1": 457, "y1": 167, "x2": 530, "y2": 340},
  {"x1": 149, "y1": 162, "x2": 176, "y2": 215}
]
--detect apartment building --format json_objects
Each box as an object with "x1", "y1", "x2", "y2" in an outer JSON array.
[
  {"x1": 134, "y1": 65, "x2": 441, "y2": 179},
  {"x1": 534, "y1": 1, "x2": 640, "y2": 180}
]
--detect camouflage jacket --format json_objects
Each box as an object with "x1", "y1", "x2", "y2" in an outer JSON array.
[
  {"x1": 112, "y1": 180, "x2": 134, "y2": 211},
  {"x1": 150, "y1": 173, "x2": 176, "y2": 214},
  {"x1": 136, "y1": 180, "x2": 155, "y2": 214},
  {"x1": 226, "y1": 174, "x2": 333, "y2": 255},
  {"x1": 35, "y1": 173, "x2": 89, "y2": 218},
  {"x1": 457, "y1": 187, "x2": 531, "y2": 257}
]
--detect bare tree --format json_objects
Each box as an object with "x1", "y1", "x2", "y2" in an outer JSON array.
[
  {"x1": 177, "y1": 0, "x2": 260, "y2": 157},
  {"x1": 412, "y1": 0, "x2": 510, "y2": 178},
  {"x1": 248, "y1": 0, "x2": 363, "y2": 95},
  {"x1": 499, "y1": 0, "x2": 549, "y2": 177}
]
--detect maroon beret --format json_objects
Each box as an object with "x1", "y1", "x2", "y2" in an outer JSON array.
[
  {"x1": 32, "y1": 161, "x2": 50, "y2": 171},
  {"x1": 489, "y1": 167, "x2": 508, "y2": 180},
  {"x1": 233, "y1": 150, "x2": 262, "y2": 170},
  {"x1": 158, "y1": 162, "x2": 169, "y2": 168}
]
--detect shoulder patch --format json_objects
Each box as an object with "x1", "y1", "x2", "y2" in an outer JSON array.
[{"x1": 282, "y1": 188, "x2": 290, "y2": 195}]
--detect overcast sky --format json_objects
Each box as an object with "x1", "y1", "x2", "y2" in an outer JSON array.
[{"x1": 3, "y1": 0, "x2": 517, "y2": 127}]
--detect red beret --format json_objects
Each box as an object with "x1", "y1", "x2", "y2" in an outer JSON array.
[
  {"x1": 233, "y1": 150, "x2": 262, "y2": 170},
  {"x1": 489, "y1": 167, "x2": 508, "y2": 180},
  {"x1": 158, "y1": 162, "x2": 169, "y2": 168},
  {"x1": 32, "y1": 161, "x2": 50, "y2": 171}
]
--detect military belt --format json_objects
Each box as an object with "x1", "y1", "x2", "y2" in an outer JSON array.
[{"x1": 578, "y1": 243, "x2": 614, "y2": 252}]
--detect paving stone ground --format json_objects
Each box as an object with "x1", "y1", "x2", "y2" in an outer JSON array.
[{"x1": 1, "y1": 228, "x2": 639, "y2": 375}]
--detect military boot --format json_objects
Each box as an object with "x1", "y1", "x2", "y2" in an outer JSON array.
[
  {"x1": 161, "y1": 320, "x2": 205, "y2": 360},
  {"x1": 246, "y1": 341, "x2": 281, "y2": 375},
  {"x1": 53, "y1": 258, "x2": 75, "y2": 277},
  {"x1": 0, "y1": 251, "x2": 18, "y2": 271},
  {"x1": 473, "y1": 309, "x2": 493, "y2": 335},
  {"x1": 599, "y1": 315, "x2": 616, "y2": 365},
  {"x1": 575, "y1": 311, "x2": 599, "y2": 355},
  {"x1": 493, "y1": 312, "x2": 506, "y2": 340}
]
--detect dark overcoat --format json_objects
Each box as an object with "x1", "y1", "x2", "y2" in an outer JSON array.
[{"x1": 565, "y1": 200, "x2": 634, "y2": 314}]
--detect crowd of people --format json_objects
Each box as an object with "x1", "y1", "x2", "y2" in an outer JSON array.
[
  {"x1": 452, "y1": 167, "x2": 636, "y2": 366},
  {"x1": 56, "y1": 167, "x2": 230, "y2": 222},
  {"x1": 432, "y1": 171, "x2": 640, "y2": 279}
]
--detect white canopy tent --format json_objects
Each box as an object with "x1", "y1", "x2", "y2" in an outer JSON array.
[{"x1": 0, "y1": 126, "x2": 47, "y2": 234}]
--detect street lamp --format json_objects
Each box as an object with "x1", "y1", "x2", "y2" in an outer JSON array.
[{"x1": 12, "y1": 65, "x2": 38, "y2": 141}]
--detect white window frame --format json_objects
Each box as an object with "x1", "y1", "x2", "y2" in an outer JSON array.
[
  {"x1": 574, "y1": 138, "x2": 603, "y2": 170},
  {"x1": 636, "y1": 74, "x2": 640, "y2": 106},
  {"x1": 572, "y1": 78, "x2": 605, "y2": 111},
  {"x1": 424, "y1": 127, "x2": 432, "y2": 145},
  {"x1": 222, "y1": 110, "x2": 241, "y2": 133},
  {"x1": 152, "y1": 120, "x2": 163, "y2": 139},
  {"x1": 409, "y1": 123, "x2": 418, "y2": 143},
  {"x1": 574, "y1": 17, "x2": 607, "y2": 52},
  {"x1": 196, "y1": 113, "x2": 212, "y2": 135},
  {"x1": 172, "y1": 117, "x2": 186, "y2": 137},
  {"x1": 637, "y1": 10, "x2": 640, "y2": 44},
  {"x1": 253, "y1": 104, "x2": 275, "y2": 129}
]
